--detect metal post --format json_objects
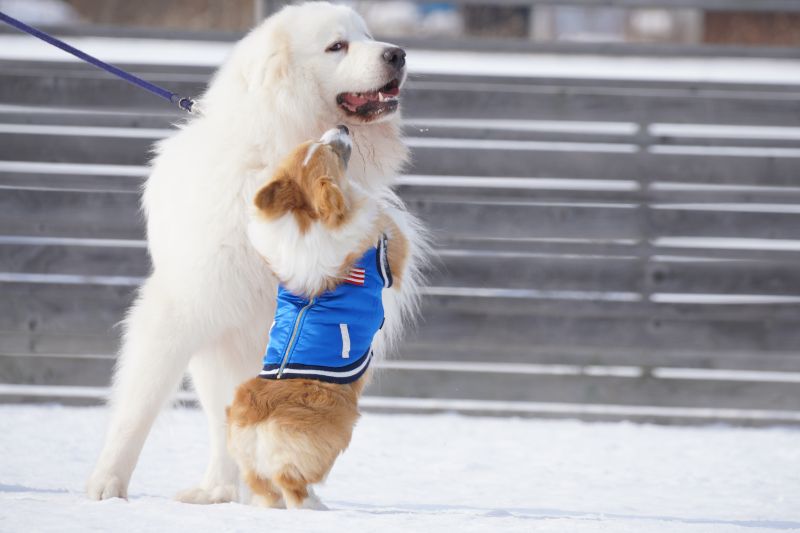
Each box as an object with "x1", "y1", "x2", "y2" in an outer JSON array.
[
  {"x1": 254, "y1": 0, "x2": 286, "y2": 24},
  {"x1": 529, "y1": 3, "x2": 554, "y2": 41},
  {"x1": 254, "y1": 0, "x2": 266, "y2": 23}
]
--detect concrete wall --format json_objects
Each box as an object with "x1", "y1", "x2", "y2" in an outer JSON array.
[{"x1": 64, "y1": 0, "x2": 255, "y2": 31}]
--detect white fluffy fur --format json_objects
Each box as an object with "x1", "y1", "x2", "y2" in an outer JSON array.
[
  {"x1": 247, "y1": 194, "x2": 378, "y2": 297},
  {"x1": 87, "y1": 1, "x2": 428, "y2": 503}
]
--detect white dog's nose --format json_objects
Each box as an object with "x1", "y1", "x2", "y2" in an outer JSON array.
[{"x1": 383, "y1": 46, "x2": 406, "y2": 71}]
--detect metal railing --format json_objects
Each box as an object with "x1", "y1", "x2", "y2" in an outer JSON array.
[
  {"x1": 2, "y1": 55, "x2": 800, "y2": 423},
  {"x1": 256, "y1": 0, "x2": 800, "y2": 19},
  {"x1": 252, "y1": 0, "x2": 800, "y2": 56}
]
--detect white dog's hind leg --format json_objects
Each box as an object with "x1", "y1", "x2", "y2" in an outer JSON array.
[
  {"x1": 176, "y1": 334, "x2": 260, "y2": 504},
  {"x1": 87, "y1": 278, "x2": 202, "y2": 500}
]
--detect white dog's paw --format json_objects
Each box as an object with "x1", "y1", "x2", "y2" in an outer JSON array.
[
  {"x1": 87, "y1": 472, "x2": 128, "y2": 500},
  {"x1": 175, "y1": 484, "x2": 238, "y2": 505}
]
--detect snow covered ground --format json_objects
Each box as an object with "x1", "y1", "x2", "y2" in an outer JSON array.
[
  {"x1": 1, "y1": 405, "x2": 799, "y2": 532},
  {"x1": 2, "y1": 33, "x2": 800, "y2": 85}
]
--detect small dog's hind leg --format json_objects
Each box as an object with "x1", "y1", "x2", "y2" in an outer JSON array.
[
  {"x1": 244, "y1": 471, "x2": 285, "y2": 508},
  {"x1": 272, "y1": 463, "x2": 333, "y2": 511},
  {"x1": 273, "y1": 469, "x2": 308, "y2": 509},
  {"x1": 301, "y1": 487, "x2": 328, "y2": 511}
]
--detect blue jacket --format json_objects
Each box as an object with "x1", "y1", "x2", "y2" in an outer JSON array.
[{"x1": 259, "y1": 235, "x2": 392, "y2": 384}]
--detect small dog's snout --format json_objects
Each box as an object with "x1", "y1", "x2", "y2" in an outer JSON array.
[
  {"x1": 319, "y1": 126, "x2": 352, "y2": 167},
  {"x1": 383, "y1": 47, "x2": 406, "y2": 70}
]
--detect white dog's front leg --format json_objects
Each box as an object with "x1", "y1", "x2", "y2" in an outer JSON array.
[
  {"x1": 176, "y1": 338, "x2": 259, "y2": 504},
  {"x1": 87, "y1": 278, "x2": 201, "y2": 500}
]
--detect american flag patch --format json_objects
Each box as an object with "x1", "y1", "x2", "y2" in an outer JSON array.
[{"x1": 344, "y1": 266, "x2": 365, "y2": 286}]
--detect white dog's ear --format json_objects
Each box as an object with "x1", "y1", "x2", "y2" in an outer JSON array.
[{"x1": 241, "y1": 25, "x2": 291, "y2": 94}]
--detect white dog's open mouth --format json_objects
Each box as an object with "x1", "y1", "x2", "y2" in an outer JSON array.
[{"x1": 336, "y1": 79, "x2": 400, "y2": 120}]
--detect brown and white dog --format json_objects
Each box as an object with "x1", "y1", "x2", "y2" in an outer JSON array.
[{"x1": 226, "y1": 126, "x2": 408, "y2": 510}]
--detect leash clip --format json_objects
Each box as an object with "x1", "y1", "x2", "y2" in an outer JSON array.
[{"x1": 171, "y1": 94, "x2": 199, "y2": 114}]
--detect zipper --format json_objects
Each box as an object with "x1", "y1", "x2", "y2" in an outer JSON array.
[{"x1": 276, "y1": 297, "x2": 315, "y2": 379}]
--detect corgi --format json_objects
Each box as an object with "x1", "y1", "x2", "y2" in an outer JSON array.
[{"x1": 226, "y1": 126, "x2": 408, "y2": 509}]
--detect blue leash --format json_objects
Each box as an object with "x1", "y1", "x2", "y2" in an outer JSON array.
[{"x1": 0, "y1": 10, "x2": 197, "y2": 113}]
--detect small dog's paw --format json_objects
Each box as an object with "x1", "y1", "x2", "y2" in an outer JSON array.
[
  {"x1": 299, "y1": 492, "x2": 328, "y2": 511},
  {"x1": 175, "y1": 484, "x2": 238, "y2": 505},
  {"x1": 87, "y1": 472, "x2": 128, "y2": 500},
  {"x1": 252, "y1": 493, "x2": 287, "y2": 509}
]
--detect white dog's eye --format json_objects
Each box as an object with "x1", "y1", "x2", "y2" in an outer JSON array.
[{"x1": 326, "y1": 41, "x2": 348, "y2": 53}]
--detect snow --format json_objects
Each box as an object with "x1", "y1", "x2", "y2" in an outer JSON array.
[
  {"x1": 0, "y1": 0, "x2": 81, "y2": 26},
  {"x1": 405, "y1": 118, "x2": 638, "y2": 135},
  {"x1": 1, "y1": 33, "x2": 800, "y2": 85},
  {"x1": 0, "y1": 35, "x2": 232, "y2": 66},
  {"x1": 409, "y1": 50, "x2": 800, "y2": 86},
  {"x1": 398, "y1": 175, "x2": 639, "y2": 191},
  {"x1": 649, "y1": 124, "x2": 800, "y2": 142},
  {"x1": 405, "y1": 137, "x2": 637, "y2": 153},
  {"x1": 1, "y1": 405, "x2": 799, "y2": 532}
]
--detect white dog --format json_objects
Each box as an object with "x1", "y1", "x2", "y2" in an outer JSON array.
[{"x1": 87, "y1": 1, "x2": 427, "y2": 503}]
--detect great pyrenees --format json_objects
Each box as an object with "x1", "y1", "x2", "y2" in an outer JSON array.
[{"x1": 87, "y1": 1, "x2": 426, "y2": 503}]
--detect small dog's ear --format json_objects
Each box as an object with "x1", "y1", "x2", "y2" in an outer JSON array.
[
  {"x1": 254, "y1": 177, "x2": 309, "y2": 219},
  {"x1": 313, "y1": 177, "x2": 347, "y2": 227}
]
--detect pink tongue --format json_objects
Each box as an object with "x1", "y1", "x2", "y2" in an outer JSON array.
[
  {"x1": 344, "y1": 93, "x2": 373, "y2": 106},
  {"x1": 382, "y1": 86, "x2": 400, "y2": 97}
]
